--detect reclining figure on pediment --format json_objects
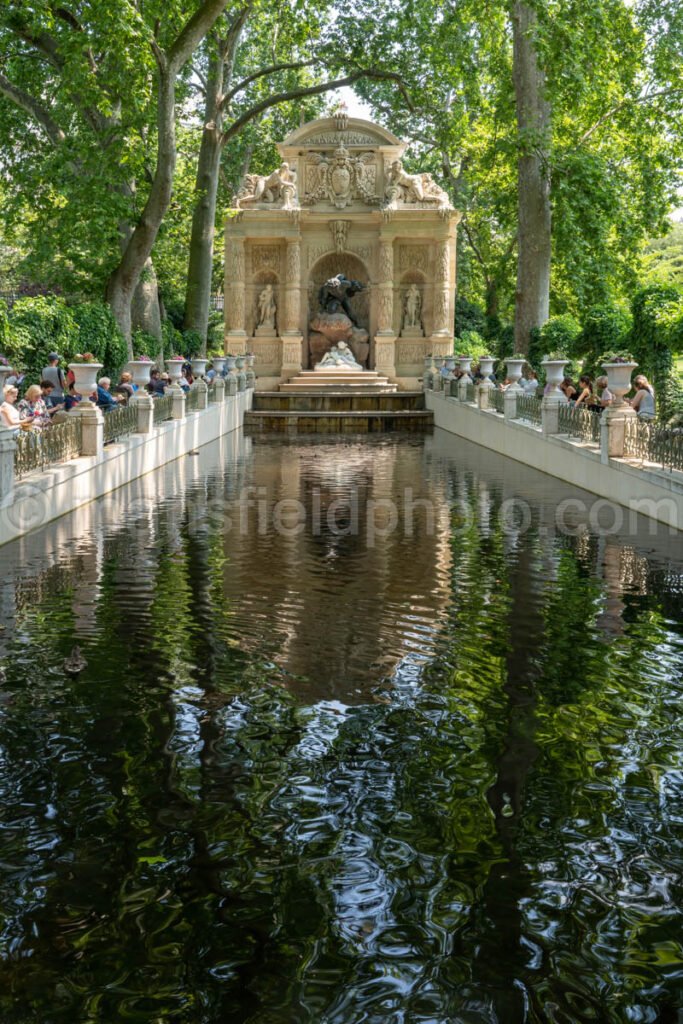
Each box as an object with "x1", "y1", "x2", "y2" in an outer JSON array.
[
  {"x1": 235, "y1": 162, "x2": 297, "y2": 209},
  {"x1": 384, "y1": 159, "x2": 450, "y2": 209}
]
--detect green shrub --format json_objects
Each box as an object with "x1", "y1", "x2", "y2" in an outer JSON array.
[
  {"x1": 207, "y1": 310, "x2": 224, "y2": 351},
  {"x1": 8, "y1": 296, "x2": 78, "y2": 383},
  {"x1": 540, "y1": 314, "x2": 581, "y2": 356},
  {"x1": 132, "y1": 328, "x2": 160, "y2": 360},
  {"x1": 629, "y1": 284, "x2": 683, "y2": 420},
  {"x1": 455, "y1": 329, "x2": 489, "y2": 359},
  {"x1": 0, "y1": 301, "x2": 10, "y2": 357},
  {"x1": 72, "y1": 303, "x2": 128, "y2": 378},
  {"x1": 161, "y1": 318, "x2": 183, "y2": 358}
]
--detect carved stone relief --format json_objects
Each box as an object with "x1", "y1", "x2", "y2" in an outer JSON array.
[
  {"x1": 302, "y1": 145, "x2": 379, "y2": 208},
  {"x1": 398, "y1": 245, "x2": 430, "y2": 274},
  {"x1": 250, "y1": 245, "x2": 280, "y2": 273},
  {"x1": 227, "y1": 241, "x2": 245, "y2": 281}
]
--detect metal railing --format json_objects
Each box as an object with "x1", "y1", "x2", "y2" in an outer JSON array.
[
  {"x1": 557, "y1": 403, "x2": 601, "y2": 446},
  {"x1": 623, "y1": 417, "x2": 683, "y2": 471},
  {"x1": 490, "y1": 389, "x2": 505, "y2": 414},
  {"x1": 153, "y1": 394, "x2": 174, "y2": 425},
  {"x1": 515, "y1": 394, "x2": 542, "y2": 427},
  {"x1": 14, "y1": 417, "x2": 82, "y2": 478},
  {"x1": 103, "y1": 403, "x2": 137, "y2": 444},
  {"x1": 185, "y1": 387, "x2": 201, "y2": 412},
  {"x1": 465, "y1": 383, "x2": 476, "y2": 404}
]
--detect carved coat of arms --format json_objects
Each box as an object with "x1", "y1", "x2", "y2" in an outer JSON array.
[{"x1": 303, "y1": 144, "x2": 379, "y2": 209}]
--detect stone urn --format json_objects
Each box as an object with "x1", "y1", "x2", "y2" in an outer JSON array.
[
  {"x1": 602, "y1": 361, "x2": 638, "y2": 408},
  {"x1": 191, "y1": 357, "x2": 208, "y2": 378},
  {"x1": 226, "y1": 356, "x2": 237, "y2": 374},
  {"x1": 479, "y1": 356, "x2": 495, "y2": 383},
  {"x1": 69, "y1": 361, "x2": 103, "y2": 399},
  {"x1": 505, "y1": 358, "x2": 526, "y2": 391},
  {"x1": 211, "y1": 355, "x2": 226, "y2": 376},
  {"x1": 458, "y1": 356, "x2": 473, "y2": 383},
  {"x1": 127, "y1": 360, "x2": 154, "y2": 393},
  {"x1": 444, "y1": 355, "x2": 457, "y2": 378},
  {"x1": 165, "y1": 358, "x2": 185, "y2": 386},
  {"x1": 246, "y1": 353, "x2": 256, "y2": 370},
  {"x1": 541, "y1": 359, "x2": 569, "y2": 402}
]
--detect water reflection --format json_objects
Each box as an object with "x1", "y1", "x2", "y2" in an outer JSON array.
[{"x1": 0, "y1": 430, "x2": 681, "y2": 1023}]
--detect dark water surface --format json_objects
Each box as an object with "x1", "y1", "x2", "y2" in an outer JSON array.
[{"x1": 0, "y1": 430, "x2": 682, "y2": 1023}]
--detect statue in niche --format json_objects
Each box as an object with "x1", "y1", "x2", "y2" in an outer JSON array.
[
  {"x1": 385, "y1": 159, "x2": 449, "y2": 208},
  {"x1": 402, "y1": 284, "x2": 423, "y2": 331},
  {"x1": 318, "y1": 274, "x2": 365, "y2": 326},
  {"x1": 315, "y1": 341, "x2": 362, "y2": 371},
  {"x1": 235, "y1": 162, "x2": 297, "y2": 209},
  {"x1": 256, "y1": 284, "x2": 276, "y2": 330}
]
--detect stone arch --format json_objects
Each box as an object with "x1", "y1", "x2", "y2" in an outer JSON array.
[
  {"x1": 250, "y1": 270, "x2": 279, "y2": 335},
  {"x1": 307, "y1": 252, "x2": 370, "y2": 330}
]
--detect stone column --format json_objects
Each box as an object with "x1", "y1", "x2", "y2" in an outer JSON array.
[
  {"x1": 225, "y1": 237, "x2": 247, "y2": 354},
  {"x1": 374, "y1": 238, "x2": 396, "y2": 378},
  {"x1": 195, "y1": 379, "x2": 209, "y2": 410},
  {"x1": 431, "y1": 239, "x2": 453, "y2": 359},
  {"x1": 504, "y1": 389, "x2": 518, "y2": 420},
  {"x1": 280, "y1": 238, "x2": 303, "y2": 378},
  {"x1": 72, "y1": 401, "x2": 104, "y2": 455},
  {"x1": 212, "y1": 377, "x2": 226, "y2": 403}
]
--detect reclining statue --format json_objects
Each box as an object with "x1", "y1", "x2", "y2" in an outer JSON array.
[{"x1": 318, "y1": 274, "x2": 365, "y2": 326}]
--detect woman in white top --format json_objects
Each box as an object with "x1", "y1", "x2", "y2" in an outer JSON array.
[
  {"x1": 630, "y1": 375, "x2": 655, "y2": 420},
  {"x1": 0, "y1": 385, "x2": 22, "y2": 431}
]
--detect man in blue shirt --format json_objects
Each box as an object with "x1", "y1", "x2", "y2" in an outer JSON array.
[{"x1": 95, "y1": 377, "x2": 120, "y2": 411}]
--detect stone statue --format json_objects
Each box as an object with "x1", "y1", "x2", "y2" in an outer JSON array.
[
  {"x1": 256, "y1": 284, "x2": 276, "y2": 330},
  {"x1": 236, "y1": 162, "x2": 297, "y2": 209},
  {"x1": 385, "y1": 160, "x2": 449, "y2": 208},
  {"x1": 318, "y1": 274, "x2": 365, "y2": 326},
  {"x1": 403, "y1": 284, "x2": 422, "y2": 330},
  {"x1": 315, "y1": 341, "x2": 363, "y2": 371}
]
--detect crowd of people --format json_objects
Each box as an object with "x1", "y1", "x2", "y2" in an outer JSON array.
[
  {"x1": 0, "y1": 354, "x2": 204, "y2": 435},
  {"x1": 449, "y1": 360, "x2": 657, "y2": 421}
]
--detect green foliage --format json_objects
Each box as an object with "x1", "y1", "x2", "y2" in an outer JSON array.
[
  {"x1": 161, "y1": 319, "x2": 183, "y2": 358},
  {"x1": 539, "y1": 315, "x2": 581, "y2": 356},
  {"x1": 456, "y1": 330, "x2": 489, "y2": 359},
  {"x1": 132, "y1": 329, "x2": 160, "y2": 360},
  {"x1": 630, "y1": 285, "x2": 683, "y2": 419},
  {"x1": 0, "y1": 300, "x2": 10, "y2": 354},
  {"x1": 182, "y1": 329, "x2": 203, "y2": 357},
  {"x1": 207, "y1": 311, "x2": 224, "y2": 352},
  {"x1": 454, "y1": 297, "x2": 487, "y2": 338},
  {"x1": 642, "y1": 222, "x2": 683, "y2": 287},
  {"x1": 8, "y1": 296, "x2": 77, "y2": 384},
  {"x1": 72, "y1": 303, "x2": 128, "y2": 378}
]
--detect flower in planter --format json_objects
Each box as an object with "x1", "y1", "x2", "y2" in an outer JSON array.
[
  {"x1": 73, "y1": 352, "x2": 97, "y2": 363},
  {"x1": 134, "y1": 354, "x2": 153, "y2": 362},
  {"x1": 600, "y1": 350, "x2": 636, "y2": 364}
]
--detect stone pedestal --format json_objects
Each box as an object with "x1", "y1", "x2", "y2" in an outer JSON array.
[
  {"x1": 541, "y1": 396, "x2": 560, "y2": 436},
  {"x1": 281, "y1": 335, "x2": 303, "y2": 378},
  {"x1": 374, "y1": 335, "x2": 396, "y2": 379},
  {"x1": 504, "y1": 389, "x2": 518, "y2": 420},
  {"x1": 134, "y1": 393, "x2": 154, "y2": 434},
  {"x1": 603, "y1": 405, "x2": 636, "y2": 460},
  {"x1": 478, "y1": 380, "x2": 493, "y2": 410},
  {"x1": 171, "y1": 387, "x2": 186, "y2": 420},
  {"x1": 0, "y1": 426, "x2": 16, "y2": 505},
  {"x1": 212, "y1": 377, "x2": 226, "y2": 402},
  {"x1": 195, "y1": 379, "x2": 209, "y2": 410}
]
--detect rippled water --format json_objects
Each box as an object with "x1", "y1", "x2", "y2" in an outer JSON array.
[{"x1": 0, "y1": 429, "x2": 682, "y2": 1023}]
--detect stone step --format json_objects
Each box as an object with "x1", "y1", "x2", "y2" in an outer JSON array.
[
  {"x1": 279, "y1": 384, "x2": 398, "y2": 394},
  {"x1": 245, "y1": 409, "x2": 433, "y2": 434},
  {"x1": 253, "y1": 392, "x2": 426, "y2": 412}
]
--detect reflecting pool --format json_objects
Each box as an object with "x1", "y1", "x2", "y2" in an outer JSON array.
[{"x1": 0, "y1": 429, "x2": 682, "y2": 1023}]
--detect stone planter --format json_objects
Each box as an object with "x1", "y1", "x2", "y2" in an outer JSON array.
[
  {"x1": 235, "y1": 355, "x2": 246, "y2": 371},
  {"x1": 246, "y1": 353, "x2": 256, "y2": 370},
  {"x1": 127, "y1": 360, "x2": 154, "y2": 394},
  {"x1": 165, "y1": 358, "x2": 185, "y2": 386},
  {"x1": 505, "y1": 358, "x2": 526, "y2": 391},
  {"x1": 69, "y1": 361, "x2": 103, "y2": 398},
  {"x1": 444, "y1": 355, "x2": 457, "y2": 378},
  {"x1": 541, "y1": 359, "x2": 569, "y2": 402},
  {"x1": 602, "y1": 361, "x2": 638, "y2": 408},
  {"x1": 457, "y1": 356, "x2": 473, "y2": 383},
  {"x1": 191, "y1": 358, "x2": 208, "y2": 378},
  {"x1": 479, "y1": 356, "x2": 495, "y2": 382},
  {"x1": 211, "y1": 356, "x2": 226, "y2": 376},
  {"x1": 226, "y1": 356, "x2": 237, "y2": 374}
]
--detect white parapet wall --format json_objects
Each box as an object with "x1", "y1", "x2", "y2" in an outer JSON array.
[
  {"x1": 0, "y1": 389, "x2": 252, "y2": 547},
  {"x1": 427, "y1": 390, "x2": 683, "y2": 532}
]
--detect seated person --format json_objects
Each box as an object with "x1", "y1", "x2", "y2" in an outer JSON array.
[
  {"x1": 18, "y1": 384, "x2": 51, "y2": 429},
  {"x1": 118, "y1": 371, "x2": 137, "y2": 398},
  {"x1": 0, "y1": 384, "x2": 22, "y2": 431},
  {"x1": 596, "y1": 375, "x2": 613, "y2": 408},
  {"x1": 523, "y1": 371, "x2": 539, "y2": 395},
  {"x1": 40, "y1": 380, "x2": 65, "y2": 417},
  {"x1": 95, "y1": 377, "x2": 121, "y2": 411},
  {"x1": 64, "y1": 382, "x2": 83, "y2": 411},
  {"x1": 147, "y1": 369, "x2": 166, "y2": 396}
]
